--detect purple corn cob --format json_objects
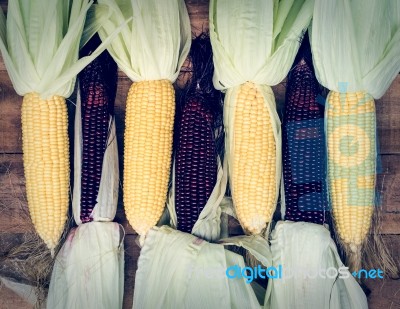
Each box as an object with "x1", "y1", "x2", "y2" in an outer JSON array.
[
  {"x1": 175, "y1": 34, "x2": 223, "y2": 233},
  {"x1": 78, "y1": 34, "x2": 118, "y2": 223},
  {"x1": 282, "y1": 35, "x2": 329, "y2": 225}
]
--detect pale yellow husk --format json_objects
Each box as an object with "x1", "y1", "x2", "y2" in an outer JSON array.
[
  {"x1": 47, "y1": 222, "x2": 124, "y2": 309},
  {"x1": 133, "y1": 226, "x2": 271, "y2": 309},
  {"x1": 267, "y1": 221, "x2": 368, "y2": 309}
]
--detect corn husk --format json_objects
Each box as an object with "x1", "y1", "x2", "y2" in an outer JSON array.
[
  {"x1": 133, "y1": 226, "x2": 271, "y2": 309},
  {"x1": 310, "y1": 0, "x2": 400, "y2": 273},
  {"x1": 92, "y1": 3, "x2": 193, "y2": 309},
  {"x1": 95, "y1": 0, "x2": 191, "y2": 83},
  {"x1": 311, "y1": 0, "x2": 400, "y2": 99},
  {"x1": 266, "y1": 221, "x2": 367, "y2": 309},
  {"x1": 0, "y1": 0, "x2": 117, "y2": 99},
  {"x1": 46, "y1": 222, "x2": 124, "y2": 309},
  {"x1": 210, "y1": 0, "x2": 315, "y2": 88}
]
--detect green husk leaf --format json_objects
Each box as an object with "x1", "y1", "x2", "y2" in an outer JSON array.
[
  {"x1": 266, "y1": 221, "x2": 368, "y2": 309},
  {"x1": 0, "y1": 0, "x2": 120, "y2": 99},
  {"x1": 210, "y1": 0, "x2": 314, "y2": 89},
  {"x1": 80, "y1": 4, "x2": 110, "y2": 48},
  {"x1": 134, "y1": 226, "x2": 263, "y2": 308},
  {"x1": 311, "y1": 0, "x2": 400, "y2": 98},
  {"x1": 47, "y1": 222, "x2": 124, "y2": 308},
  {"x1": 96, "y1": 0, "x2": 191, "y2": 82}
]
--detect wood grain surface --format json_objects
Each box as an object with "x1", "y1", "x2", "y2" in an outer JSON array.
[{"x1": 0, "y1": 0, "x2": 399, "y2": 308}]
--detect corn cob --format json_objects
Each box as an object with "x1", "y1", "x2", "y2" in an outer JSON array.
[
  {"x1": 95, "y1": 0, "x2": 191, "y2": 239},
  {"x1": 124, "y1": 80, "x2": 175, "y2": 236},
  {"x1": 78, "y1": 34, "x2": 118, "y2": 223},
  {"x1": 0, "y1": 0, "x2": 114, "y2": 255},
  {"x1": 175, "y1": 34, "x2": 223, "y2": 233},
  {"x1": 327, "y1": 91, "x2": 375, "y2": 260},
  {"x1": 229, "y1": 82, "x2": 277, "y2": 235},
  {"x1": 209, "y1": 0, "x2": 314, "y2": 236},
  {"x1": 282, "y1": 36, "x2": 328, "y2": 225},
  {"x1": 21, "y1": 93, "x2": 69, "y2": 251}
]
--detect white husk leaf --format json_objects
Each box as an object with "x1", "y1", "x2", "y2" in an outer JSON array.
[
  {"x1": 166, "y1": 156, "x2": 228, "y2": 242},
  {"x1": 96, "y1": 0, "x2": 191, "y2": 82},
  {"x1": 47, "y1": 222, "x2": 124, "y2": 309},
  {"x1": 266, "y1": 221, "x2": 368, "y2": 309},
  {"x1": 72, "y1": 88, "x2": 119, "y2": 224},
  {"x1": 311, "y1": 0, "x2": 400, "y2": 99},
  {"x1": 0, "y1": 0, "x2": 119, "y2": 99},
  {"x1": 209, "y1": 0, "x2": 315, "y2": 89},
  {"x1": 133, "y1": 226, "x2": 272, "y2": 309}
]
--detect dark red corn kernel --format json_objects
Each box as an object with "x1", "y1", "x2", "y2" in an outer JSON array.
[
  {"x1": 78, "y1": 34, "x2": 118, "y2": 223},
  {"x1": 175, "y1": 33, "x2": 223, "y2": 233},
  {"x1": 282, "y1": 34, "x2": 329, "y2": 225}
]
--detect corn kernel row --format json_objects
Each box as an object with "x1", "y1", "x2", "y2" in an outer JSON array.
[
  {"x1": 21, "y1": 93, "x2": 69, "y2": 252},
  {"x1": 78, "y1": 36, "x2": 118, "y2": 223},
  {"x1": 327, "y1": 91, "x2": 375, "y2": 246},
  {"x1": 230, "y1": 82, "x2": 276, "y2": 235},
  {"x1": 282, "y1": 37, "x2": 329, "y2": 225},
  {"x1": 123, "y1": 80, "x2": 175, "y2": 237}
]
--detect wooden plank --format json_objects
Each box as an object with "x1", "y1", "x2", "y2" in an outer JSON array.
[
  {"x1": 366, "y1": 234, "x2": 400, "y2": 309},
  {"x1": 378, "y1": 154, "x2": 400, "y2": 213},
  {"x1": 0, "y1": 285, "x2": 33, "y2": 309},
  {"x1": 0, "y1": 155, "x2": 32, "y2": 233},
  {"x1": 122, "y1": 235, "x2": 141, "y2": 309},
  {"x1": 376, "y1": 76, "x2": 400, "y2": 155},
  {"x1": 0, "y1": 73, "x2": 23, "y2": 154},
  {"x1": 186, "y1": 0, "x2": 210, "y2": 34},
  {"x1": 380, "y1": 213, "x2": 400, "y2": 235}
]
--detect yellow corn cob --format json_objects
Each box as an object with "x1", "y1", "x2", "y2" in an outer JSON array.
[
  {"x1": 124, "y1": 80, "x2": 175, "y2": 237},
  {"x1": 230, "y1": 82, "x2": 276, "y2": 235},
  {"x1": 21, "y1": 92, "x2": 69, "y2": 253},
  {"x1": 327, "y1": 91, "x2": 375, "y2": 267}
]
